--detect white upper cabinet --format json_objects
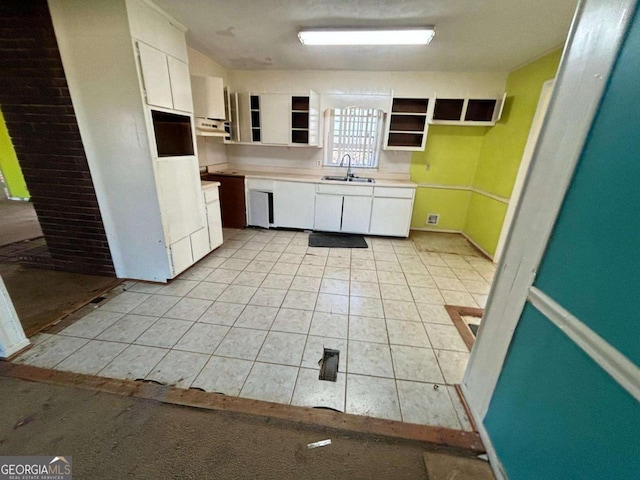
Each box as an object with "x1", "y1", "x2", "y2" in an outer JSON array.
[
  {"x1": 191, "y1": 75, "x2": 226, "y2": 120},
  {"x1": 167, "y1": 56, "x2": 193, "y2": 112},
  {"x1": 232, "y1": 91, "x2": 320, "y2": 146},
  {"x1": 260, "y1": 94, "x2": 291, "y2": 145},
  {"x1": 126, "y1": 0, "x2": 188, "y2": 62},
  {"x1": 138, "y1": 42, "x2": 173, "y2": 109},
  {"x1": 384, "y1": 95, "x2": 430, "y2": 151},
  {"x1": 430, "y1": 93, "x2": 507, "y2": 126},
  {"x1": 137, "y1": 42, "x2": 192, "y2": 113}
]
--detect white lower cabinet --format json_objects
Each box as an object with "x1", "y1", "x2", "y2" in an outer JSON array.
[
  {"x1": 314, "y1": 194, "x2": 343, "y2": 232},
  {"x1": 369, "y1": 197, "x2": 414, "y2": 236},
  {"x1": 341, "y1": 196, "x2": 372, "y2": 234},
  {"x1": 314, "y1": 193, "x2": 372, "y2": 234},
  {"x1": 204, "y1": 186, "x2": 223, "y2": 250},
  {"x1": 274, "y1": 181, "x2": 315, "y2": 229},
  {"x1": 206, "y1": 200, "x2": 223, "y2": 249},
  {"x1": 253, "y1": 178, "x2": 415, "y2": 238}
]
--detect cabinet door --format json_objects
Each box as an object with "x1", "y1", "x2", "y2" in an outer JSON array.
[
  {"x1": 260, "y1": 94, "x2": 291, "y2": 145},
  {"x1": 206, "y1": 200, "x2": 223, "y2": 249},
  {"x1": 156, "y1": 157, "x2": 205, "y2": 243},
  {"x1": 167, "y1": 56, "x2": 193, "y2": 112},
  {"x1": 308, "y1": 89, "x2": 320, "y2": 146},
  {"x1": 248, "y1": 190, "x2": 270, "y2": 228},
  {"x1": 369, "y1": 197, "x2": 413, "y2": 237},
  {"x1": 314, "y1": 194, "x2": 343, "y2": 232},
  {"x1": 191, "y1": 75, "x2": 224, "y2": 119},
  {"x1": 138, "y1": 42, "x2": 172, "y2": 109},
  {"x1": 237, "y1": 93, "x2": 252, "y2": 143},
  {"x1": 127, "y1": 0, "x2": 188, "y2": 61},
  {"x1": 191, "y1": 227, "x2": 210, "y2": 261},
  {"x1": 274, "y1": 181, "x2": 315, "y2": 229},
  {"x1": 341, "y1": 196, "x2": 372, "y2": 234},
  {"x1": 170, "y1": 235, "x2": 193, "y2": 276}
]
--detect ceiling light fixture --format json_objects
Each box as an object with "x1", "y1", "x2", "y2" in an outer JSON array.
[{"x1": 298, "y1": 27, "x2": 435, "y2": 46}]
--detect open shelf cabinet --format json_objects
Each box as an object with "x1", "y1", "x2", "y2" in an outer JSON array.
[
  {"x1": 430, "y1": 93, "x2": 507, "y2": 126},
  {"x1": 384, "y1": 97, "x2": 430, "y2": 151}
]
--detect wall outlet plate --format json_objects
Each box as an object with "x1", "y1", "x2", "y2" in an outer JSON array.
[{"x1": 427, "y1": 213, "x2": 440, "y2": 225}]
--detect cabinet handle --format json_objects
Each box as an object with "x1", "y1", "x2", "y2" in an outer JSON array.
[{"x1": 340, "y1": 196, "x2": 344, "y2": 231}]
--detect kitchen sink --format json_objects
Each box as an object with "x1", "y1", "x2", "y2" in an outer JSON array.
[{"x1": 322, "y1": 175, "x2": 375, "y2": 184}]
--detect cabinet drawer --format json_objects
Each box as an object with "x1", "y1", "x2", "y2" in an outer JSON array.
[
  {"x1": 373, "y1": 187, "x2": 415, "y2": 199},
  {"x1": 203, "y1": 186, "x2": 219, "y2": 203},
  {"x1": 317, "y1": 184, "x2": 374, "y2": 196},
  {"x1": 246, "y1": 178, "x2": 275, "y2": 191}
]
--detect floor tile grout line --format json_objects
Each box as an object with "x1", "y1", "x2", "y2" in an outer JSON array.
[{"x1": 381, "y1": 290, "x2": 405, "y2": 423}]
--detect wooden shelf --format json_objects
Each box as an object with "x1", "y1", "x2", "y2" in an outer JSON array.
[
  {"x1": 291, "y1": 95, "x2": 310, "y2": 144},
  {"x1": 433, "y1": 99, "x2": 465, "y2": 121},
  {"x1": 250, "y1": 94, "x2": 261, "y2": 142},
  {"x1": 385, "y1": 97, "x2": 429, "y2": 151}
]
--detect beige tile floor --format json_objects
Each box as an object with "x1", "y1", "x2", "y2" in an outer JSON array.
[{"x1": 16, "y1": 229, "x2": 495, "y2": 430}]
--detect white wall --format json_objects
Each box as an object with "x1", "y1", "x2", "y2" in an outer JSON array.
[{"x1": 229, "y1": 70, "x2": 507, "y2": 98}]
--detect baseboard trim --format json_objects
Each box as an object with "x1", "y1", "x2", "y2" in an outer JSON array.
[
  {"x1": 410, "y1": 227, "x2": 461, "y2": 234},
  {"x1": 460, "y1": 232, "x2": 494, "y2": 261}
]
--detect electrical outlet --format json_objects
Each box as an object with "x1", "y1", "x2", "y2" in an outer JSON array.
[
  {"x1": 316, "y1": 159, "x2": 321, "y2": 167},
  {"x1": 425, "y1": 163, "x2": 431, "y2": 171},
  {"x1": 426, "y1": 213, "x2": 440, "y2": 225}
]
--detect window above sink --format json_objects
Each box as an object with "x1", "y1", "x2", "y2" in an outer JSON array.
[{"x1": 324, "y1": 107, "x2": 385, "y2": 169}]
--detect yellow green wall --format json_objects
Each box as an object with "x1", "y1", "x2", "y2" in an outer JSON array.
[
  {"x1": 410, "y1": 126, "x2": 486, "y2": 230},
  {"x1": 0, "y1": 109, "x2": 29, "y2": 199},
  {"x1": 464, "y1": 49, "x2": 562, "y2": 255},
  {"x1": 410, "y1": 49, "x2": 562, "y2": 257}
]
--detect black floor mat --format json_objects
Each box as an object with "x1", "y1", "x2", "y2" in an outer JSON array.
[{"x1": 309, "y1": 233, "x2": 368, "y2": 248}]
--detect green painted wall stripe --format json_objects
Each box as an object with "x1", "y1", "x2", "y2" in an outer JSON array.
[{"x1": 0, "y1": 109, "x2": 29, "y2": 199}]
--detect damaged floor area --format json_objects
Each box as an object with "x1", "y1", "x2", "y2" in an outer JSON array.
[
  {"x1": 0, "y1": 377, "x2": 494, "y2": 479},
  {"x1": 13, "y1": 229, "x2": 495, "y2": 430}
]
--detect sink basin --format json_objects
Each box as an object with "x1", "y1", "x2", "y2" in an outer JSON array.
[
  {"x1": 322, "y1": 175, "x2": 375, "y2": 184},
  {"x1": 322, "y1": 175, "x2": 349, "y2": 182},
  {"x1": 349, "y1": 177, "x2": 375, "y2": 183}
]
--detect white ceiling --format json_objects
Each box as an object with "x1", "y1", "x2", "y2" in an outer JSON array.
[{"x1": 153, "y1": 0, "x2": 578, "y2": 72}]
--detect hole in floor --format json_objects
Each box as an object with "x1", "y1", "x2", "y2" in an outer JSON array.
[{"x1": 318, "y1": 348, "x2": 340, "y2": 382}]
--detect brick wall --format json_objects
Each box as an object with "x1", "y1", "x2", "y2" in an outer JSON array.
[{"x1": 0, "y1": 0, "x2": 115, "y2": 276}]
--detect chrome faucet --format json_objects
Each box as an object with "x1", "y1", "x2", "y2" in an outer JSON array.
[{"x1": 340, "y1": 154, "x2": 355, "y2": 179}]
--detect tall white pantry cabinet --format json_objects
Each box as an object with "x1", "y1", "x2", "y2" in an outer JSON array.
[{"x1": 49, "y1": 0, "x2": 220, "y2": 282}]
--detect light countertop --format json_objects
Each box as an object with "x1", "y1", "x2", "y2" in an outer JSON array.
[
  {"x1": 204, "y1": 167, "x2": 416, "y2": 188},
  {"x1": 200, "y1": 180, "x2": 221, "y2": 190}
]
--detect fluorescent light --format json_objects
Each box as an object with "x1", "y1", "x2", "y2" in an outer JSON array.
[{"x1": 298, "y1": 28, "x2": 435, "y2": 46}]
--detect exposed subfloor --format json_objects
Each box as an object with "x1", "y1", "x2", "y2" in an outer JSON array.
[
  {"x1": 0, "y1": 196, "x2": 42, "y2": 247},
  {"x1": 14, "y1": 229, "x2": 495, "y2": 429},
  {"x1": 0, "y1": 377, "x2": 494, "y2": 479}
]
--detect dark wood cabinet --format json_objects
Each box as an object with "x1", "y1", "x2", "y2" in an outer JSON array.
[{"x1": 201, "y1": 173, "x2": 247, "y2": 229}]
